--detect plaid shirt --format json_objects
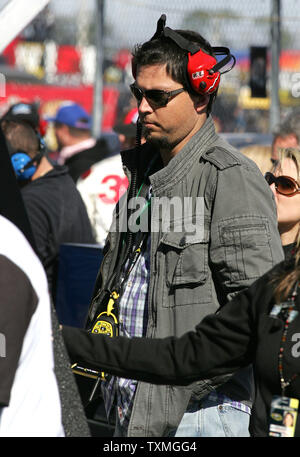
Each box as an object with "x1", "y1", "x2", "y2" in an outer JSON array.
[{"x1": 101, "y1": 235, "x2": 151, "y2": 430}]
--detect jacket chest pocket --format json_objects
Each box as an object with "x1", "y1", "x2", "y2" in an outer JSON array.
[
  {"x1": 218, "y1": 218, "x2": 273, "y2": 282},
  {"x1": 158, "y1": 232, "x2": 211, "y2": 307}
]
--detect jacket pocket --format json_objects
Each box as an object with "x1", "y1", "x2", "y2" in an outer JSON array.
[
  {"x1": 218, "y1": 216, "x2": 273, "y2": 282},
  {"x1": 159, "y1": 231, "x2": 211, "y2": 306}
]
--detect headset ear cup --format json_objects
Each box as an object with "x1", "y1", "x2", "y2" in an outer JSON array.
[
  {"x1": 11, "y1": 152, "x2": 36, "y2": 181},
  {"x1": 187, "y1": 50, "x2": 220, "y2": 95}
]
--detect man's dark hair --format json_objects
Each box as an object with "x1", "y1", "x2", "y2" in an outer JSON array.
[{"x1": 132, "y1": 30, "x2": 217, "y2": 114}]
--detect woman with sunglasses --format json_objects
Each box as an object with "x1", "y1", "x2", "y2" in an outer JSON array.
[{"x1": 265, "y1": 148, "x2": 300, "y2": 260}]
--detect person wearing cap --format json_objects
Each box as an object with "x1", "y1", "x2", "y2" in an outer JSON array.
[
  {"x1": 1, "y1": 106, "x2": 96, "y2": 298},
  {"x1": 0, "y1": 102, "x2": 93, "y2": 437},
  {"x1": 1, "y1": 102, "x2": 40, "y2": 131},
  {"x1": 48, "y1": 102, "x2": 111, "y2": 183},
  {"x1": 114, "y1": 107, "x2": 140, "y2": 150}
]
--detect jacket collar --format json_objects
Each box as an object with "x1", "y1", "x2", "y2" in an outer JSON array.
[
  {"x1": 58, "y1": 138, "x2": 97, "y2": 164},
  {"x1": 150, "y1": 115, "x2": 218, "y2": 194},
  {"x1": 121, "y1": 115, "x2": 219, "y2": 194}
]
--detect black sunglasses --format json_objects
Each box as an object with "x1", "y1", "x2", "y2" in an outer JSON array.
[
  {"x1": 265, "y1": 172, "x2": 300, "y2": 196},
  {"x1": 130, "y1": 83, "x2": 185, "y2": 108}
]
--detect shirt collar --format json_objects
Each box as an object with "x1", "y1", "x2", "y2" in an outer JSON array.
[{"x1": 57, "y1": 138, "x2": 97, "y2": 164}]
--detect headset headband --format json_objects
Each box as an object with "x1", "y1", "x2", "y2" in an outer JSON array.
[
  {"x1": 149, "y1": 14, "x2": 236, "y2": 85},
  {"x1": 21, "y1": 150, "x2": 44, "y2": 171},
  {"x1": 150, "y1": 13, "x2": 166, "y2": 40}
]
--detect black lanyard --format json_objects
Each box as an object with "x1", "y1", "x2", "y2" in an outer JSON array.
[
  {"x1": 104, "y1": 184, "x2": 152, "y2": 315},
  {"x1": 110, "y1": 155, "x2": 157, "y2": 295},
  {"x1": 114, "y1": 228, "x2": 149, "y2": 298},
  {"x1": 97, "y1": 154, "x2": 159, "y2": 322}
]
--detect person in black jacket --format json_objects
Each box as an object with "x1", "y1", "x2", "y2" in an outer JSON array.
[
  {"x1": 2, "y1": 117, "x2": 96, "y2": 300},
  {"x1": 62, "y1": 244, "x2": 300, "y2": 437},
  {"x1": 47, "y1": 102, "x2": 111, "y2": 183}
]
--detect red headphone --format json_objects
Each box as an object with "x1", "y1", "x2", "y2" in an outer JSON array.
[{"x1": 132, "y1": 14, "x2": 236, "y2": 96}]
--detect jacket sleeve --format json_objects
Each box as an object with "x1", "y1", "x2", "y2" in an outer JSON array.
[
  {"x1": 21, "y1": 188, "x2": 51, "y2": 267},
  {"x1": 62, "y1": 270, "x2": 275, "y2": 386},
  {"x1": 209, "y1": 158, "x2": 284, "y2": 302}
]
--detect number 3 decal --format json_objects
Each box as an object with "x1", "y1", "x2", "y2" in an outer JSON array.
[{"x1": 99, "y1": 174, "x2": 128, "y2": 204}]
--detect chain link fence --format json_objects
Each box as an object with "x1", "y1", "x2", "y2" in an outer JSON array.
[{"x1": 1, "y1": 0, "x2": 300, "y2": 137}]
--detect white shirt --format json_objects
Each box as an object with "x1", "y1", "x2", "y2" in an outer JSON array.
[
  {"x1": 77, "y1": 154, "x2": 128, "y2": 246},
  {"x1": 0, "y1": 216, "x2": 64, "y2": 437},
  {"x1": 57, "y1": 138, "x2": 97, "y2": 165}
]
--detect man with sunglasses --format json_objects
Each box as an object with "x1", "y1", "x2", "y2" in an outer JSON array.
[{"x1": 74, "y1": 22, "x2": 284, "y2": 438}]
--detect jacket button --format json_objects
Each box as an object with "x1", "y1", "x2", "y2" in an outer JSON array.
[{"x1": 218, "y1": 405, "x2": 223, "y2": 410}]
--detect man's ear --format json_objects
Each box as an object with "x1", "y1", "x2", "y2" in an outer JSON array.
[{"x1": 194, "y1": 94, "x2": 210, "y2": 113}]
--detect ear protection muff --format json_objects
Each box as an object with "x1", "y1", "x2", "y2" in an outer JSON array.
[
  {"x1": 132, "y1": 14, "x2": 236, "y2": 96},
  {"x1": 10, "y1": 133, "x2": 46, "y2": 181},
  {"x1": 11, "y1": 151, "x2": 38, "y2": 181},
  {"x1": 11, "y1": 149, "x2": 44, "y2": 181}
]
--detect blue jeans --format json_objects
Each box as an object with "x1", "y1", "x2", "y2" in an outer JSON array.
[
  {"x1": 114, "y1": 396, "x2": 251, "y2": 437},
  {"x1": 173, "y1": 397, "x2": 251, "y2": 437}
]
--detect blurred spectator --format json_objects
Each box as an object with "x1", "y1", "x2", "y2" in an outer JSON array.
[
  {"x1": 283, "y1": 107, "x2": 300, "y2": 144},
  {"x1": 271, "y1": 122, "x2": 299, "y2": 162},
  {"x1": 75, "y1": 109, "x2": 142, "y2": 246},
  {"x1": 114, "y1": 107, "x2": 139, "y2": 150},
  {"x1": 240, "y1": 144, "x2": 272, "y2": 175},
  {"x1": 21, "y1": 5, "x2": 55, "y2": 42},
  {"x1": 47, "y1": 102, "x2": 111, "y2": 183},
  {"x1": 0, "y1": 103, "x2": 92, "y2": 437},
  {"x1": 1, "y1": 110, "x2": 96, "y2": 301},
  {"x1": 0, "y1": 214, "x2": 64, "y2": 437}
]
